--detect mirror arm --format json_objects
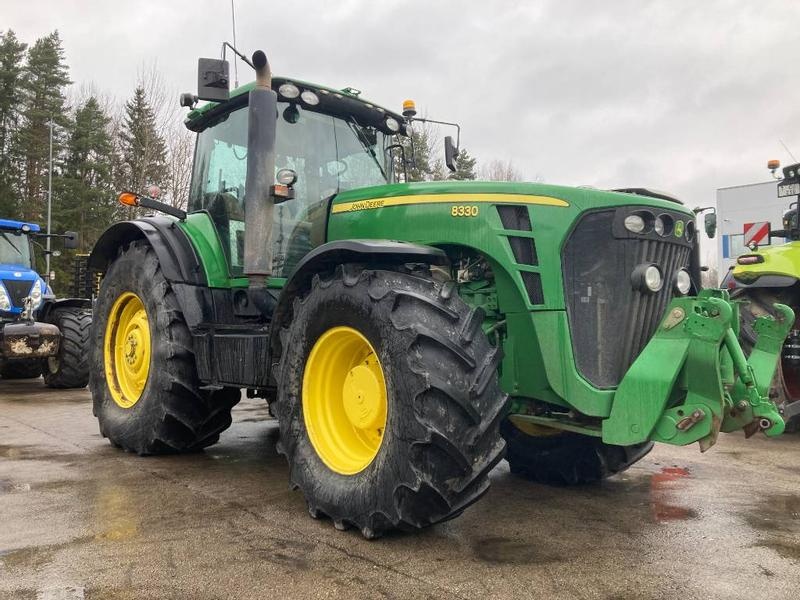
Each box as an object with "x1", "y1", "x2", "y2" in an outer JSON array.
[
  {"x1": 221, "y1": 42, "x2": 254, "y2": 69},
  {"x1": 409, "y1": 117, "x2": 461, "y2": 149}
]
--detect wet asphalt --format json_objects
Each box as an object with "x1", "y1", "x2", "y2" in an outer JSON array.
[{"x1": 0, "y1": 379, "x2": 798, "y2": 600}]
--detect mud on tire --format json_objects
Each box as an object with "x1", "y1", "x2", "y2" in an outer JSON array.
[
  {"x1": 89, "y1": 242, "x2": 240, "y2": 455},
  {"x1": 501, "y1": 420, "x2": 653, "y2": 485},
  {"x1": 42, "y1": 307, "x2": 92, "y2": 388},
  {"x1": 274, "y1": 265, "x2": 509, "y2": 538}
]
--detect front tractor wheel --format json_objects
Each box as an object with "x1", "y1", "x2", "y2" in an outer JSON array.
[
  {"x1": 275, "y1": 266, "x2": 508, "y2": 538},
  {"x1": 42, "y1": 307, "x2": 92, "y2": 388},
  {"x1": 89, "y1": 242, "x2": 240, "y2": 455},
  {"x1": 501, "y1": 418, "x2": 653, "y2": 485}
]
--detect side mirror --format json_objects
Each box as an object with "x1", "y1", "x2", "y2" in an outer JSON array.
[
  {"x1": 704, "y1": 213, "x2": 717, "y2": 239},
  {"x1": 444, "y1": 136, "x2": 459, "y2": 172},
  {"x1": 64, "y1": 231, "x2": 79, "y2": 250},
  {"x1": 197, "y1": 58, "x2": 230, "y2": 102}
]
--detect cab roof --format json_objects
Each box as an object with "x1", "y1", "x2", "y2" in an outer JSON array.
[
  {"x1": 0, "y1": 219, "x2": 39, "y2": 232},
  {"x1": 184, "y1": 76, "x2": 406, "y2": 136}
]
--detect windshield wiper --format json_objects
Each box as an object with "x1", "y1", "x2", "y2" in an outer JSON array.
[
  {"x1": 346, "y1": 118, "x2": 387, "y2": 181},
  {"x1": 1, "y1": 231, "x2": 23, "y2": 257}
]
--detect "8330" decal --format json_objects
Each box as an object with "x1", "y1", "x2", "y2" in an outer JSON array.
[{"x1": 450, "y1": 205, "x2": 479, "y2": 217}]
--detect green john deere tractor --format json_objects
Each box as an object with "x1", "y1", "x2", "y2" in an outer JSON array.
[
  {"x1": 88, "y1": 50, "x2": 793, "y2": 538},
  {"x1": 728, "y1": 160, "x2": 800, "y2": 431}
]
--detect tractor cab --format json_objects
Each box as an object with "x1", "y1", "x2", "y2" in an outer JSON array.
[
  {"x1": 0, "y1": 219, "x2": 37, "y2": 271},
  {"x1": 183, "y1": 78, "x2": 406, "y2": 278},
  {"x1": 0, "y1": 220, "x2": 49, "y2": 316}
]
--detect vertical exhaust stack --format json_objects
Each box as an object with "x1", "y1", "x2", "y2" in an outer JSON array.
[{"x1": 243, "y1": 50, "x2": 277, "y2": 289}]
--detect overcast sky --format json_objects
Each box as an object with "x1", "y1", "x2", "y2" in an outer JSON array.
[{"x1": 6, "y1": 0, "x2": 800, "y2": 257}]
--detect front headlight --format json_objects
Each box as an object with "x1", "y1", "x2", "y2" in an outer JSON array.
[
  {"x1": 0, "y1": 285, "x2": 10, "y2": 311},
  {"x1": 674, "y1": 269, "x2": 691, "y2": 295},
  {"x1": 30, "y1": 279, "x2": 43, "y2": 309}
]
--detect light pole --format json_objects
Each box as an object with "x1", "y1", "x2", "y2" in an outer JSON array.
[{"x1": 45, "y1": 118, "x2": 53, "y2": 286}]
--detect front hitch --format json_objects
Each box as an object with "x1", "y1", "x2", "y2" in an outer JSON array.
[{"x1": 602, "y1": 289, "x2": 793, "y2": 451}]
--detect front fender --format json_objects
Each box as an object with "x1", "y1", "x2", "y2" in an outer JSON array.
[
  {"x1": 267, "y1": 239, "x2": 448, "y2": 376},
  {"x1": 89, "y1": 218, "x2": 205, "y2": 285}
]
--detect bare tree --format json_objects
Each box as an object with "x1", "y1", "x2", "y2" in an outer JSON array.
[
  {"x1": 128, "y1": 61, "x2": 195, "y2": 208},
  {"x1": 481, "y1": 159, "x2": 524, "y2": 182},
  {"x1": 165, "y1": 122, "x2": 193, "y2": 209}
]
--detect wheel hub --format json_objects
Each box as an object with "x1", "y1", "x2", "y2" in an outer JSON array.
[
  {"x1": 104, "y1": 292, "x2": 151, "y2": 409},
  {"x1": 302, "y1": 326, "x2": 388, "y2": 475},
  {"x1": 342, "y1": 360, "x2": 385, "y2": 430}
]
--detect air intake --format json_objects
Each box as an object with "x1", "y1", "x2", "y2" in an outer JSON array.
[{"x1": 497, "y1": 205, "x2": 532, "y2": 231}]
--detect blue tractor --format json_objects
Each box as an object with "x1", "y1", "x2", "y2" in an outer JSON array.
[{"x1": 0, "y1": 219, "x2": 92, "y2": 387}]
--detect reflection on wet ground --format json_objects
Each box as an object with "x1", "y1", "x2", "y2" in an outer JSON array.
[
  {"x1": 0, "y1": 378, "x2": 798, "y2": 599},
  {"x1": 648, "y1": 466, "x2": 698, "y2": 522}
]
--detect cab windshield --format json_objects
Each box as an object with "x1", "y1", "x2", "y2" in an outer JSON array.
[
  {"x1": 0, "y1": 231, "x2": 32, "y2": 269},
  {"x1": 188, "y1": 102, "x2": 395, "y2": 277}
]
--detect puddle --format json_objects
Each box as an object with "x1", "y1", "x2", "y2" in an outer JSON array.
[
  {"x1": 0, "y1": 537, "x2": 94, "y2": 572},
  {"x1": 471, "y1": 536, "x2": 561, "y2": 565},
  {"x1": 742, "y1": 494, "x2": 800, "y2": 532},
  {"x1": 92, "y1": 485, "x2": 140, "y2": 542},
  {"x1": 0, "y1": 444, "x2": 26, "y2": 459},
  {"x1": 649, "y1": 466, "x2": 698, "y2": 522},
  {"x1": 753, "y1": 539, "x2": 800, "y2": 561},
  {"x1": 740, "y1": 493, "x2": 800, "y2": 562},
  {"x1": 0, "y1": 546, "x2": 56, "y2": 570},
  {"x1": 0, "y1": 478, "x2": 31, "y2": 493},
  {"x1": 0, "y1": 444, "x2": 79, "y2": 463}
]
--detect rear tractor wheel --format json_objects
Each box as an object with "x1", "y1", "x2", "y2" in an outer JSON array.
[
  {"x1": 89, "y1": 242, "x2": 240, "y2": 454},
  {"x1": 501, "y1": 417, "x2": 653, "y2": 485},
  {"x1": 274, "y1": 265, "x2": 509, "y2": 538}
]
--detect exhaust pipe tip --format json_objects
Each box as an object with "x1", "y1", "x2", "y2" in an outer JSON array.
[{"x1": 252, "y1": 50, "x2": 271, "y2": 88}]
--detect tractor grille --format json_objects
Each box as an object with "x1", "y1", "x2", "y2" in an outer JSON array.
[
  {"x1": 2, "y1": 279, "x2": 33, "y2": 309},
  {"x1": 562, "y1": 209, "x2": 693, "y2": 388}
]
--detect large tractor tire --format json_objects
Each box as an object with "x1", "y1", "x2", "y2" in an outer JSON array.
[
  {"x1": 501, "y1": 419, "x2": 653, "y2": 485},
  {"x1": 89, "y1": 242, "x2": 240, "y2": 455},
  {"x1": 736, "y1": 288, "x2": 800, "y2": 432},
  {"x1": 0, "y1": 359, "x2": 41, "y2": 379},
  {"x1": 42, "y1": 307, "x2": 92, "y2": 388},
  {"x1": 274, "y1": 265, "x2": 508, "y2": 539}
]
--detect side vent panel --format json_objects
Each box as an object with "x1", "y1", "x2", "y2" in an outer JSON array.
[
  {"x1": 508, "y1": 236, "x2": 538, "y2": 266},
  {"x1": 497, "y1": 205, "x2": 532, "y2": 231},
  {"x1": 520, "y1": 272, "x2": 544, "y2": 305}
]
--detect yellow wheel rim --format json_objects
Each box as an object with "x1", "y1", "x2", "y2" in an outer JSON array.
[
  {"x1": 303, "y1": 326, "x2": 388, "y2": 475},
  {"x1": 104, "y1": 292, "x2": 151, "y2": 409}
]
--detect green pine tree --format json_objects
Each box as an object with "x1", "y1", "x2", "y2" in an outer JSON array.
[
  {"x1": 17, "y1": 31, "x2": 71, "y2": 223},
  {"x1": 57, "y1": 97, "x2": 115, "y2": 248},
  {"x1": 118, "y1": 86, "x2": 168, "y2": 198},
  {"x1": 395, "y1": 126, "x2": 434, "y2": 182},
  {"x1": 449, "y1": 147, "x2": 477, "y2": 181},
  {"x1": 47, "y1": 97, "x2": 116, "y2": 290},
  {"x1": 0, "y1": 30, "x2": 27, "y2": 218}
]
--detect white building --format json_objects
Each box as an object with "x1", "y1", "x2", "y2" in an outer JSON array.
[{"x1": 716, "y1": 180, "x2": 787, "y2": 279}]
